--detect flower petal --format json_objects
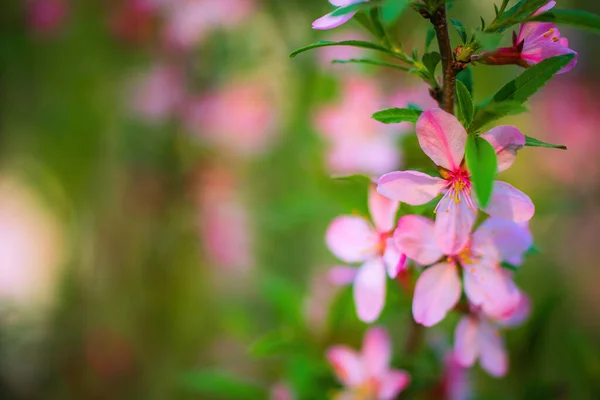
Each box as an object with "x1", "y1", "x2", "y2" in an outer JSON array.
[
  {"x1": 326, "y1": 346, "x2": 366, "y2": 387},
  {"x1": 362, "y1": 327, "x2": 391, "y2": 377},
  {"x1": 382, "y1": 240, "x2": 406, "y2": 278},
  {"x1": 534, "y1": 1, "x2": 556, "y2": 16},
  {"x1": 378, "y1": 171, "x2": 445, "y2": 206},
  {"x1": 454, "y1": 316, "x2": 479, "y2": 367},
  {"x1": 354, "y1": 258, "x2": 387, "y2": 323},
  {"x1": 378, "y1": 370, "x2": 410, "y2": 400},
  {"x1": 478, "y1": 320, "x2": 508, "y2": 377},
  {"x1": 480, "y1": 126, "x2": 525, "y2": 172},
  {"x1": 328, "y1": 265, "x2": 358, "y2": 286},
  {"x1": 476, "y1": 218, "x2": 533, "y2": 266},
  {"x1": 394, "y1": 215, "x2": 443, "y2": 265},
  {"x1": 521, "y1": 40, "x2": 578, "y2": 74},
  {"x1": 497, "y1": 289, "x2": 531, "y2": 327},
  {"x1": 312, "y1": 10, "x2": 356, "y2": 30},
  {"x1": 326, "y1": 216, "x2": 377, "y2": 263},
  {"x1": 416, "y1": 109, "x2": 467, "y2": 170},
  {"x1": 412, "y1": 262, "x2": 461, "y2": 327},
  {"x1": 369, "y1": 185, "x2": 399, "y2": 233},
  {"x1": 434, "y1": 193, "x2": 477, "y2": 255},
  {"x1": 485, "y1": 181, "x2": 535, "y2": 222}
]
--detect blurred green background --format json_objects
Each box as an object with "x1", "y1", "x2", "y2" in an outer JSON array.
[{"x1": 0, "y1": 0, "x2": 599, "y2": 398}]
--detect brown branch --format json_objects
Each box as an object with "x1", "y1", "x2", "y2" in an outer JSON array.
[{"x1": 429, "y1": 5, "x2": 462, "y2": 114}]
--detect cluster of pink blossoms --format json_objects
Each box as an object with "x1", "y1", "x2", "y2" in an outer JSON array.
[{"x1": 312, "y1": 0, "x2": 579, "y2": 396}]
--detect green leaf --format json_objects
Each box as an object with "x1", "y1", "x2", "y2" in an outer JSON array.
[
  {"x1": 422, "y1": 52, "x2": 441, "y2": 75},
  {"x1": 525, "y1": 9, "x2": 600, "y2": 34},
  {"x1": 331, "y1": 1, "x2": 382, "y2": 17},
  {"x1": 249, "y1": 330, "x2": 299, "y2": 357},
  {"x1": 455, "y1": 80, "x2": 474, "y2": 128},
  {"x1": 332, "y1": 174, "x2": 373, "y2": 186},
  {"x1": 181, "y1": 370, "x2": 266, "y2": 399},
  {"x1": 289, "y1": 40, "x2": 396, "y2": 59},
  {"x1": 450, "y1": 18, "x2": 468, "y2": 43},
  {"x1": 472, "y1": 54, "x2": 575, "y2": 130},
  {"x1": 425, "y1": 27, "x2": 436, "y2": 52},
  {"x1": 372, "y1": 108, "x2": 422, "y2": 124},
  {"x1": 524, "y1": 135, "x2": 567, "y2": 150},
  {"x1": 457, "y1": 67, "x2": 473, "y2": 95},
  {"x1": 381, "y1": 0, "x2": 410, "y2": 24},
  {"x1": 332, "y1": 58, "x2": 410, "y2": 72},
  {"x1": 472, "y1": 101, "x2": 529, "y2": 130},
  {"x1": 465, "y1": 135, "x2": 497, "y2": 207},
  {"x1": 485, "y1": 0, "x2": 549, "y2": 32}
]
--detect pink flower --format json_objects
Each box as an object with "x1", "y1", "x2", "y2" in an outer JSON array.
[
  {"x1": 184, "y1": 79, "x2": 278, "y2": 157},
  {"x1": 28, "y1": 0, "x2": 68, "y2": 36},
  {"x1": 326, "y1": 186, "x2": 405, "y2": 322},
  {"x1": 314, "y1": 77, "x2": 401, "y2": 177},
  {"x1": 441, "y1": 353, "x2": 471, "y2": 400},
  {"x1": 130, "y1": 63, "x2": 185, "y2": 123},
  {"x1": 327, "y1": 327, "x2": 410, "y2": 400},
  {"x1": 394, "y1": 215, "x2": 530, "y2": 326},
  {"x1": 313, "y1": 0, "x2": 367, "y2": 31},
  {"x1": 110, "y1": 0, "x2": 158, "y2": 45},
  {"x1": 378, "y1": 108, "x2": 534, "y2": 254},
  {"x1": 270, "y1": 382, "x2": 295, "y2": 400},
  {"x1": 454, "y1": 293, "x2": 530, "y2": 377}
]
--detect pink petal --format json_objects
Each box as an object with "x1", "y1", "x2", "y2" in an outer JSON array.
[
  {"x1": 382, "y1": 240, "x2": 406, "y2": 278},
  {"x1": 328, "y1": 265, "x2": 358, "y2": 286},
  {"x1": 394, "y1": 215, "x2": 443, "y2": 265},
  {"x1": 521, "y1": 40, "x2": 578, "y2": 74},
  {"x1": 480, "y1": 126, "x2": 525, "y2": 172},
  {"x1": 484, "y1": 181, "x2": 535, "y2": 223},
  {"x1": 326, "y1": 346, "x2": 366, "y2": 386},
  {"x1": 454, "y1": 316, "x2": 479, "y2": 367},
  {"x1": 477, "y1": 218, "x2": 533, "y2": 266},
  {"x1": 534, "y1": 1, "x2": 556, "y2": 15},
  {"x1": 312, "y1": 10, "x2": 356, "y2": 30},
  {"x1": 434, "y1": 193, "x2": 477, "y2": 255},
  {"x1": 478, "y1": 320, "x2": 508, "y2": 377},
  {"x1": 416, "y1": 109, "x2": 467, "y2": 171},
  {"x1": 362, "y1": 327, "x2": 391, "y2": 377},
  {"x1": 326, "y1": 216, "x2": 377, "y2": 263},
  {"x1": 377, "y1": 171, "x2": 445, "y2": 206},
  {"x1": 354, "y1": 258, "x2": 386, "y2": 323},
  {"x1": 369, "y1": 185, "x2": 399, "y2": 233},
  {"x1": 378, "y1": 370, "x2": 410, "y2": 400},
  {"x1": 498, "y1": 290, "x2": 531, "y2": 327},
  {"x1": 412, "y1": 262, "x2": 461, "y2": 327}
]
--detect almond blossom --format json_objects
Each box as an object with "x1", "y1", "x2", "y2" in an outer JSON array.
[
  {"x1": 454, "y1": 292, "x2": 531, "y2": 377},
  {"x1": 394, "y1": 215, "x2": 531, "y2": 326},
  {"x1": 313, "y1": 0, "x2": 367, "y2": 31},
  {"x1": 327, "y1": 327, "x2": 410, "y2": 400},
  {"x1": 378, "y1": 108, "x2": 534, "y2": 254},
  {"x1": 326, "y1": 186, "x2": 404, "y2": 322}
]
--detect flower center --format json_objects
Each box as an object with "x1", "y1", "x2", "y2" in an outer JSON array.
[{"x1": 434, "y1": 167, "x2": 477, "y2": 214}]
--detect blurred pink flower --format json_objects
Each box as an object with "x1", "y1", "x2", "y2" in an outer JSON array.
[
  {"x1": 0, "y1": 177, "x2": 64, "y2": 310},
  {"x1": 441, "y1": 353, "x2": 471, "y2": 400},
  {"x1": 28, "y1": 0, "x2": 68, "y2": 35},
  {"x1": 304, "y1": 269, "x2": 340, "y2": 335},
  {"x1": 326, "y1": 186, "x2": 404, "y2": 322},
  {"x1": 394, "y1": 215, "x2": 528, "y2": 327},
  {"x1": 454, "y1": 292, "x2": 530, "y2": 377},
  {"x1": 378, "y1": 108, "x2": 533, "y2": 254},
  {"x1": 195, "y1": 166, "x2": 254, "y2": 272},
  {"x1": 327, "y1": 326, "x2": 410, "y2": 400},
  {"x1": 270, "y1": 382, "x2": 295, "y2": 400},
  {"x1": 110, "y1": 0, "x2": 158, "y2": 45},
  {"x1": 314, "y1": 77, "x2": 401, "y2": 177},
  {"x1": 130, "y1": 63, "x2": 185, "y2": 123},
  {"x1": 162, "y1": 0, "x2": 254, "y2": 49},
  {"x1": 185, "y1": 80, "x2": 278, "y2": 157},
  {"x1": 313, "y1": 0, "x2": 367, "y2": 30}
]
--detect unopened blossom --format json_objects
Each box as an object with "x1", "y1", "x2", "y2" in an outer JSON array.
[
  {"x1": 378, "y1": 108, "x2": 534, "y2": 254},
  {"x1": 326, "y1": 186, "x2": 404, "y2": 322},
  {"x1": 454, "y1": 293, "x2": 531, "y2": 377},
  {"x1": 394, "y1": 215, "x2": 530, "y2": 326},
  {"x1": 184, "y1": 79, "x2": 278, "y2": 157},
  {"x1": 313, "y1": 0, "x2": 367, "y2": 30},
  {"x1": 474, "y1": 1, "x2": 577, "y2": 73},
  {"x1": 327, "y1": 327, "x2": 410, "y2": 400},
  {"x1": 314, "y1": 77, "x2": 401, "y2": 177}
]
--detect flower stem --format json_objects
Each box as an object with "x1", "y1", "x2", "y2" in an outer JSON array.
[{"x1": 429, "y1": 5, "x2": 458, "y2": 114}]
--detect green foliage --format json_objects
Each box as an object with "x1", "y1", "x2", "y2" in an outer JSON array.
[
  {"x1": 422, "y1": 51, "x2": 441, "y2": 75},
  {"x1": 332, "y1": 58, "x2": 410, "y2": 72},
  {"x1": 250, "y1": 329, "x2": 301, "y2": 358},
  {"x1": 472, "y1": 54, "x2": 575, "y2": 131},
  {"x1": 455, "y1": 80, "x2": 474, "y2": 129},
  {"x1": 524, "y1": 135, "x2": 567, "y2": 150},
  {"x1": 465, "y1": 135, "x2": 497, "y2": 207},
  {"x1": 331, "y1": 0, "x2": 385, "y2": 17},
  {"x1": 372, "y1": 108, "x2": 423, "y2": 124},
  {"x1": 425, "y1": 27, "x2": 436, "y2": 52},
  {"x1": 485, "y1": 0, "x2": 550, "y2": 32},
  {"x1": 381, "y1": 0, "x2": 411, "y2": 24},
  {"x1": 180, "y1": 370, "x2": 266, "y2": 399},
  {"x1": 450, "y1": 18, "x2": 468, "y2": 43},
  {"x1": 525, "y1": 9, "x2": 600, "y2": 34},
  {"x1": 457, "y1": 67, "x2": 474, "y2": 95},
  {"x1": 289, "y1": 40, "x2": 398, "y2": 59}
]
